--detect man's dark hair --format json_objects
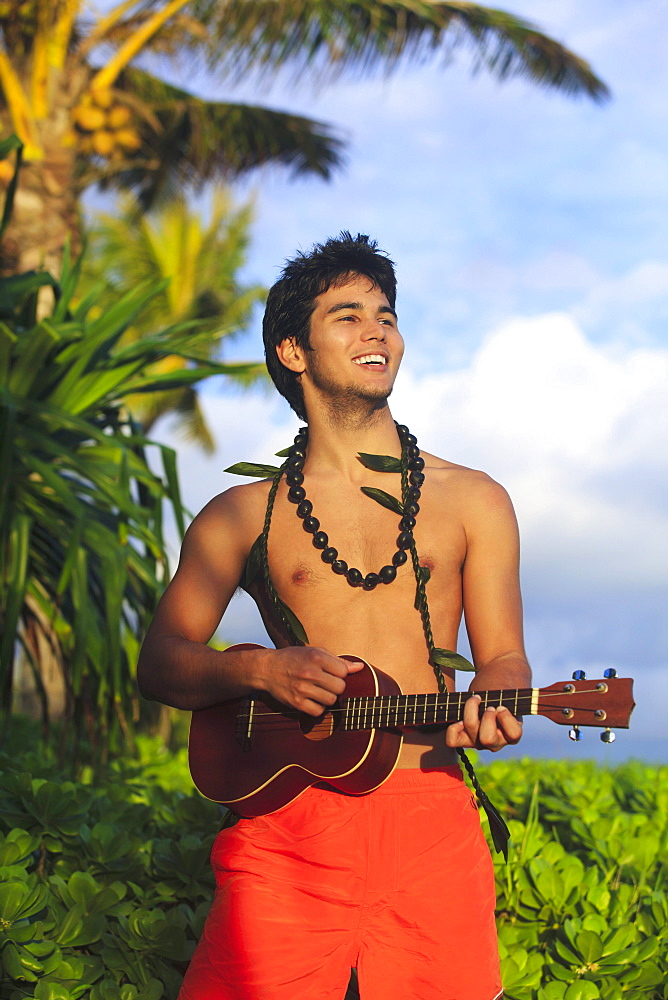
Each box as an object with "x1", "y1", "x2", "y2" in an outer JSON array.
[{"x1": 262, "y1": 231, "x2": 397, "y2": 421}]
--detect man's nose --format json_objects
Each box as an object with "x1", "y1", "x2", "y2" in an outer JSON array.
[{"x1": 361, "y1": 317, "x2": 387, "y2": 339}]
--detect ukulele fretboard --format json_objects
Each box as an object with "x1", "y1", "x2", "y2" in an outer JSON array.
[{"x1": 340, "y1": 689, "x2": 537, "y2": 731}]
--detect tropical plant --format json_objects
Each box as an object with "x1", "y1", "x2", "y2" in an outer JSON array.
[
  {"x1": 0, "y1": 0, "x2": 610, "y2": 277},
  {"x1": 82, "y1": 189, "x2": 265, "y2": 450},
  {"x1": 0, "y1": 137, "x2": 261, "y2": 756}
]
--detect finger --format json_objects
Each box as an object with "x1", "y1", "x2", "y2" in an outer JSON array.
[
  {"x1": 342, "y1": 659, "x2": 365, "y2": 673},
  {"x1": 305, "y1": 672, "x2": 346, "y2": 698},
  {"x1": 310, "y1": 651, "x2": 351, "y2": 678},
  {"x1": 463, "y1": 694, "x2": 482, "y2": 743},
  {"x1": 298, "y1": 697, "x2": 331, "y2": 717},
  {"x1": 477, "y1": 706, "x2": 504, "y2": 748},
  {"x1": 445, "y1": 721, "x2": 474, "y2": 749},
  {"x1": 495, "y1": 706, "x2": 523, "y2": 744},
  {"x1": 294, "y1": 680, "x2": 344, "y2": 712}
]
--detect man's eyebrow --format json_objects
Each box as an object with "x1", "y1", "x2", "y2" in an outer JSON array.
[{"x1": 325, "y1": 301, "x2": 397, "y2": 318}]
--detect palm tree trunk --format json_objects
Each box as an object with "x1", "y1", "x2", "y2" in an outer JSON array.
[{"x1": 1, "y1": 69, "x2": 87, "y2": 279}]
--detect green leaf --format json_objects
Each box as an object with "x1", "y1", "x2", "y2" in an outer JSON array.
[
  {"x1": 538, "y1": 985, "x2": 567, "y2": 1000},
  {"x1": 277, "y1": 598, "x2": 309, "y2": 644},
  {"x1": 34, "y1": 982, "x2": 72, "y2": 1000},
  {"x1": 429, "y1": 648, "x2": 475, "y2": 672},
  {"x1": 0, "y1": 133, "x2": 22, "y2": 160},
  {"x1": 357, "y1": 452, "x2": 402, "y2": 473},
  {"x1": 161, "y1": 444, "x2": 185, "y2": 539},
  {"x1": 0, "y1": 134, "x2": 23, "y2": 240},
  {"x1": 0, "y1": 513, "x2": 31, "y2": 682},
  {"x1": 224, "y1": 462, "x2": 281, "y2": 478},
  {"x1": 242, "y1": 534, "x2": 263, "y2": 589},
  {"x1": 360, "y1": 486, "x2": 403, "y2": 515},
  {"x1": 575, "y1": 930, "x2": 603, "y2": 964},
  {"x1": 275, "y1": 446, "x2": 292, "y2": 457},
  {"x1": 0, "y1": 271, "x2": 58, "y2": 322},
  {"x1": 564, "y1": 983, "x2": 600, "y2": 1000}
]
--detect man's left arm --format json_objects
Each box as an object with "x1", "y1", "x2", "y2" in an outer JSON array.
[{"x1": 445, "y1": 474, "x2": 531, "y2": 752}]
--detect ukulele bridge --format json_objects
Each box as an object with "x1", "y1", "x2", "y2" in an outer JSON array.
[{"x1": 235, "y1": 698, "x2": 255, "y2": 751}]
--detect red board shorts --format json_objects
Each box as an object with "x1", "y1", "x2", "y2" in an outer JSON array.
[{"x1": 178, "y1": 766, "x2": 502, "y2": 1000}]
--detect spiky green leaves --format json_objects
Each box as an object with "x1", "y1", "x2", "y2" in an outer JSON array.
[{"x1": 0, "y1": 240, "x2": 249, "y2": 751}]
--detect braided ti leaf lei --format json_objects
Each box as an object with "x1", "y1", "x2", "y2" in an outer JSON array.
[{"x1": 225, "y1": 422, "x2": 510, "y2": 857}]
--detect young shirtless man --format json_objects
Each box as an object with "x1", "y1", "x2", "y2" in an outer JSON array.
[{"x1": 138, "y1": 233, "x2": 530, "y2": 1000}]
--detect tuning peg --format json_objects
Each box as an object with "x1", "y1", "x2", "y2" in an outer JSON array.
[
  {"x1": 569, "y1": 726, "x2": 582, "y2": 741},
  {"x1": 604, "y1": 668, "x2": 617, "y2": 678},
  {"x1": 600, "y1": 729, "x2": 616, "y2": 743},
  {"x1": 572, "y1": 670, "x2": 586, "y2": 681}
]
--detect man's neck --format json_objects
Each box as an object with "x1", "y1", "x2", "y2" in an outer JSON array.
[{"x1": 302, "y1": 404, "x2": 401, "y2": 482}]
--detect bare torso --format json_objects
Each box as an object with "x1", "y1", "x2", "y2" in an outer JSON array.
[
  {"x1": 138, "y1": 273, "x2": 528, "y2": 768},
  {"x1": 230, "y1": 449, "x2": 487, "y2": 768}
]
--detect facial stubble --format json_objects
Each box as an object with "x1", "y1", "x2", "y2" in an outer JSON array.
[{"x1": 302, "y1": 351, "x2": 395, "y2": 428}]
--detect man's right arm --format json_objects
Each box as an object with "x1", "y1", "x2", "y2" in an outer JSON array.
[{"x1": 137, "y1": 489, "x2": 360, "y2": 715}]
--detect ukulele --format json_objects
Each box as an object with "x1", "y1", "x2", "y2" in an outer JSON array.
[{"x1": 188, "y1": 643, "x2": 635, "y2": 817}]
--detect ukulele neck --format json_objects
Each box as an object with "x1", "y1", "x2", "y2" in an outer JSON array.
[{"x1": 340, "y1": 689, "x2": 536, "y2": 731}]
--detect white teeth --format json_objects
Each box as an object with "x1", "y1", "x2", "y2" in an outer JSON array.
[{"x1": 353, "y1": 354, "x2": 386, "y2": 365}]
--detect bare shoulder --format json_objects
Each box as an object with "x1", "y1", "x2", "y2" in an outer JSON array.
[
  {"x1": 181, "y1": 478, "x2": 271, "y2": 560},
  {"x1": 422, "y1": 450, "x2": 516, "y2": 519}
]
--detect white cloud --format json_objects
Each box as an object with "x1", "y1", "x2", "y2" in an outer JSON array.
[{"x1": 392, "y1": 314, "x2": 668, "y2": 594}]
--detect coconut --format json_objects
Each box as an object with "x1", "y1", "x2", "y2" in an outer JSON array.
[
  {"x1": 92, "y1": 130, "x2": 115, "y2": 157},
  {"x1": 91, "y1": 88, "x2": 114, "y2": 109},
  {"x1": 115, "y1": 128, "x2": 142, "y2": 152},
  {"x1": 73, "y1": 104, "x2": 107, "y2": 132},
  {"x1": 108, "y1": 105, "x2": 132, "y2": 129}
]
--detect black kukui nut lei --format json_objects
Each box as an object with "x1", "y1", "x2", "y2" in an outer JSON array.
[
  {"x1": 285, "y1": 423, "x2": 422, "y2": 591},
  {"x1": 249, "y1": 420, "x2": 509, "y2": 859}
]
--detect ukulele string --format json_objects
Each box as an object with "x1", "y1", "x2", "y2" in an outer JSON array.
[
  {"x1": 246, "y1": 686, "x2": 607, "y2": 719},
  {"x1": 233, "y1": 688, "x2": 612, "y2": 738}
]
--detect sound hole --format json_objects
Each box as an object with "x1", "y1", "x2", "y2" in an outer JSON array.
[{"x1": 300, "y1": 710, "x2": 336, "y2": 741}]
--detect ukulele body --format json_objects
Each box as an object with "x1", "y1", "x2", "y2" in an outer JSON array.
[{"x1": 188, "y1": 645, "x2": 403, "y2": 816}]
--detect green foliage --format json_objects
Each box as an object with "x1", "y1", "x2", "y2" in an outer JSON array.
[
  {"x1": 477, "y1": 757, "x2": 668, "y2": 1000},
  {"x1": 0, "y1": 733, "x2": 222, "y2": 999},
  {"x1": 0, "y1": 190, "x2": 260, "y2": 757},
  {"x1": 1, "y1": 743, "x2": 665, "y2": 999},
  {"x1": 81, "y1": 191, "x2": 266, "y2": 450}
]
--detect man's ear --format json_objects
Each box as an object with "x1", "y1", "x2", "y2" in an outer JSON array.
[{"x1": 276, "y1": 337, "x2": 306, "y2": 373}]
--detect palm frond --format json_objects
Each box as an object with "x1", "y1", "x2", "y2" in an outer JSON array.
[
  {"x1": 190, "y1": 0, "x2": 608, "y2": 101},
  {"x1": 97, "y1": 68, "x2": 344, "y2": 207}
]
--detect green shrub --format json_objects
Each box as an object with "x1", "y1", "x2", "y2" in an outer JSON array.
[
  {"x1": 1, "y1": 745, "x2": 666, "y2": 998},
  {"x1": 480, "y1": 758, "x2": 668, "y2": 1000},
  {"x1": 0, "y1": 736, "x2": 220, "y2": 999}
]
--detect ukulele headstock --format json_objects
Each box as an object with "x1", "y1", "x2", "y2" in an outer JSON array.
[{"x1": 538, "y1": 675, "x2": 635, "y2": 729}]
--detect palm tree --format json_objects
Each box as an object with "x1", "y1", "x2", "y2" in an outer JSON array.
[
  {"x1": 0, "y1": 1, "x2": 609, "y2": 278},
  {"x1": 82, "y1": 189, "x2": 266, "y2": 450}
]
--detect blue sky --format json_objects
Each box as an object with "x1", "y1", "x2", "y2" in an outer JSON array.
[{"x1": 141, "y1": 0, "x2": 667, "y2": 761}]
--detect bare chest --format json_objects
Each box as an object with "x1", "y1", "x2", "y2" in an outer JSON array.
[{"x1": 264, "y1": 478, "x2": 466, "y2": 686}]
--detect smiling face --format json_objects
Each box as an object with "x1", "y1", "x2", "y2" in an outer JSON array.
[{"x1": 277, "y1": 274, "x2": 404, "y2": 422}]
